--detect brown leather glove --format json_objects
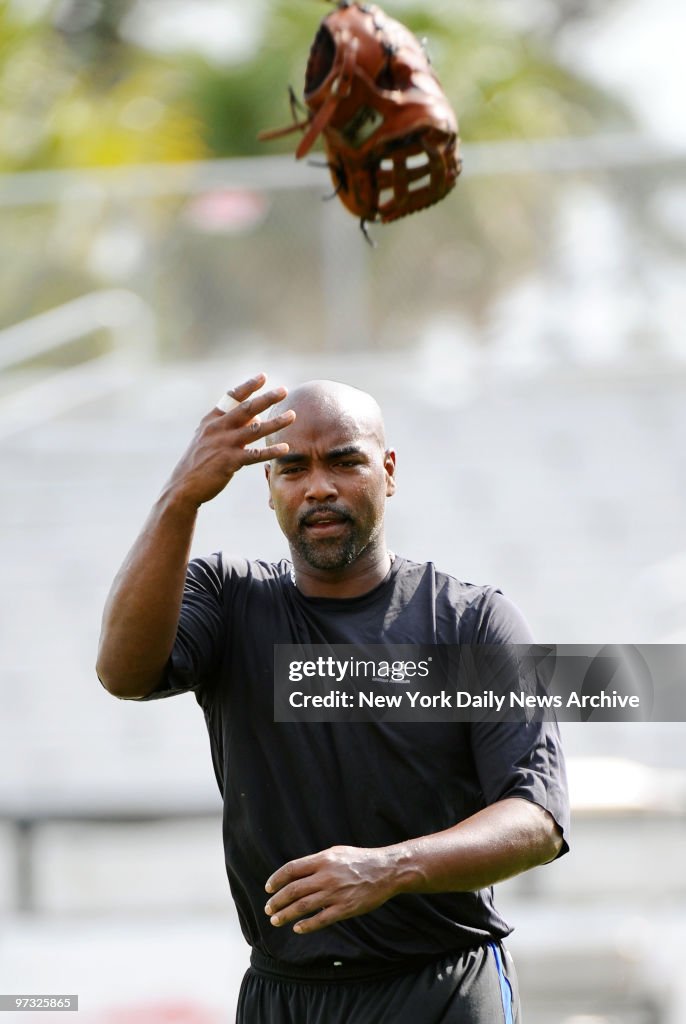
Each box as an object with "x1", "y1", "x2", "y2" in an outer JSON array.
[{"x1": 261, "y1": 1, "x2": 461, "y2": 227}]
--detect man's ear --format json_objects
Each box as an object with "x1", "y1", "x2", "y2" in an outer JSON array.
[
  {"x1": 384, "y1": 449, "x2": 397, "y2": 497},
  {"x1": 265, "y1": 463, "x2": 274, "y2": 510}
]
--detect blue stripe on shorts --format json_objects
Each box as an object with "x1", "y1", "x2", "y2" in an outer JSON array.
[{"x1": 488, "y1": 942, "x2": 513, "y2": 1024}]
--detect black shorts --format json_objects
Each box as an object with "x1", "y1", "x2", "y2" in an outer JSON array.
[{"x1": 236, "y1": 943, "x2": 520, "y2": 1024}]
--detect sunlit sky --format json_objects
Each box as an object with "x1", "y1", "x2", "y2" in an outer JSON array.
[
  {"x1": 558, "y1": 0, "x2": 686, "y2": 140},
  {"x1": 121, "y1": 0, "x2": 269, "y2": 65}
]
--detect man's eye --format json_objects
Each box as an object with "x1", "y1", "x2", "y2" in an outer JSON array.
[
  {"x1": 337, "y1": 460, "x2": 361, "y2": 468},
  {"x1": 281, "y1": 466, "x2": 304, "y2": 475}
]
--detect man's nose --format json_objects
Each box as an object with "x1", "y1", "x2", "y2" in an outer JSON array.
[{"x1": 304, "y1": 467, "x2": 338, "y2": 502}]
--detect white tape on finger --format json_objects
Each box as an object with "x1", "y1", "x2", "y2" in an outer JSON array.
[{"x1": 216, "y1": 392, "x2": 241, "y2": 413}]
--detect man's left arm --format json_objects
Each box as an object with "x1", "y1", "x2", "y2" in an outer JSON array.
[{"x1": 264, "y1": 796, "x2": 562, "y2": 935}]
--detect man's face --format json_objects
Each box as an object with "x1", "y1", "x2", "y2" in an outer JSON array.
[{"x1": 266, "y1": 399, "x2": 395, "y2": 573}]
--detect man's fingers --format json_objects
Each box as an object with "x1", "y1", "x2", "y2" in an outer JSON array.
[
  {"x1": 211, "y1": 374, "x2": 267, "y2": 417},
  {"x1": 222, "y1": 388, "x2": 291, "y2": 427},
  {"x1": 264, "y1": 877, "x2": 318, "y2": 917},
  {"x1": 215, "y1": 393, "x2": 241, "y2": 414},
  {"x1": 265, "y1": 855, "x2": 318, "y2": 895},
  {"x1": 223, "y1": 373, "x2": 267, "y2": 405},
  {"x1": 206, "y1": 382, "x2": 295, "y2": 467},
  {"x1": 292, "y1": 907, "x2": 338, "y2": 935},
  {"x1": 206, "y1": 374, "x2": 264, "y2": 421},
  {"x1": 266, "y1": 888, "x2": 327, "y2": 928},
  {"x1": 242, "y1": 443, "x2": 290, "y2": 465},
  {"x1": 235, "y1": 410, "x2": 295, "y2": 447},
  {"x1": 214, "y1": 381, "x2": 288, "y2": 424}
]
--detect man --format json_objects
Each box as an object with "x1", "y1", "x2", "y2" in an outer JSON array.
[{"x1": 97, "y1": 373, "x2": 569, "y2": 1024}]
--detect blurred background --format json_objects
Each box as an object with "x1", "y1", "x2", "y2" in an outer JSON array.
[{"x1": 1, "y1": 0, "x2": 685, "y2": 1020}]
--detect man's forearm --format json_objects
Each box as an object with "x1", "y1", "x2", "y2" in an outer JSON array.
[
  {"x1": 96, "y1": 376, "x2": 296, "y2": 700},
  {"x1": 263, "y1": 797, "x2": 564, "y2": 935},
  {"x1": 387, "y1": 798, "x2": 563, "y2": 896},
  {"x1": 96, "y1": 488, "x2": 198, "y2": 699}
]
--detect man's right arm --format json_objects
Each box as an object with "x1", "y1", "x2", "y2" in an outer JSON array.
[{"x1": 96, "y1": 374, "x2": 295, "y2": 700}]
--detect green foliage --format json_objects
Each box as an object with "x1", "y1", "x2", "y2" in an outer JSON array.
[
  {"x1": 185, "y1": 3, "x2": 332, "y2": 158},
  {"x1": 0, "y1": 0, "x2": 630, "y2": 171},
  {"x1": 0, "y1": 1, "x2": 205, "y2": 171}
]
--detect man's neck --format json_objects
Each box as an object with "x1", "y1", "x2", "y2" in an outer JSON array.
[{"x1": 290, "y1": 548, "x2": 394, "y2": 599}]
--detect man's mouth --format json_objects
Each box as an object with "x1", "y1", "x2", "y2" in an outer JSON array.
[{"x1": 301, "y1": 510, "x2": 351, "y2": 534}]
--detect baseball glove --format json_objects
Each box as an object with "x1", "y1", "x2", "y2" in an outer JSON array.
[{"x1": 259, "y1": 1, "x2": 461, "y2": 229}]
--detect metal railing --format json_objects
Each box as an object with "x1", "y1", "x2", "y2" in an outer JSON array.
[
  {"x1": 0, "y1": 289, "x2": 156, "y2": 440},
  {"x1": 0, "y1": 136, "x2": 684, "y2": 208}
]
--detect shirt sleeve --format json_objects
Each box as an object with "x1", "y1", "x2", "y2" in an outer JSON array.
[
  {"x1": 475, "y1": 589, "x2": 534, "y2": 644},
  {"x1": 138, "y1": 553, "x2": 227, "y2": 702},
  {"x1": 470, "y1": 588, "x2": 571, "y2": 857}
]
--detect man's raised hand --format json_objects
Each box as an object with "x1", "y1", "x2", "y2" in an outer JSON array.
[{"x1": 166, "y1": 373, "x2": 295, "y2": 509}]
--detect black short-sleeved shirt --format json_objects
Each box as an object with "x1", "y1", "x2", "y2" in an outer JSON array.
[{"x1": 143, "y1": 554, "x2": 569, "y2": 967}]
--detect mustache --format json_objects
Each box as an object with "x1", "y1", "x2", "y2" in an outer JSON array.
[{"x1": 298, "y1": 505, "x2": 353, "y2": 528}]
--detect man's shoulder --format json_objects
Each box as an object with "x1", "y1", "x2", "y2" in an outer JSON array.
[
  {"x1": 187, "y1": 553, "x2": 292, "y2": 590},
  {"x1": 395, "y1": 555, "x2": 496, "y2": 602},
  {"x1": 394, "y1": 556, "x2": 533, "y2": 643}
]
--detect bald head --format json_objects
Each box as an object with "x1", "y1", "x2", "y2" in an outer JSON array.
[
  {"x1": 265, "y1": 379, "x2": 396, "y2": 585},
  {"x1": 267, "y1": 379, "x2": 386, "y2": 450}
]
